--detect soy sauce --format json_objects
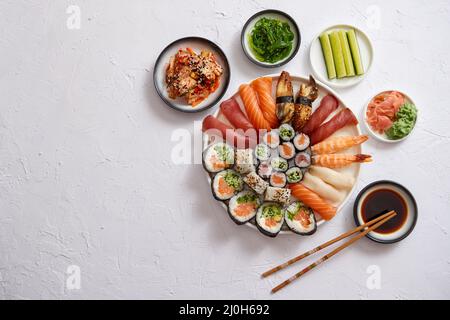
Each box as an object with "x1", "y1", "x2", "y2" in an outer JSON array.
[{"x1": 361, "y1": 188, "x2": 407, "y2": 234}]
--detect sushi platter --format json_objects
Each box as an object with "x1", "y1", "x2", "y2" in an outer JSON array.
[{"x1": 202, "y1": 73, "x2": 371, "y2": 237}]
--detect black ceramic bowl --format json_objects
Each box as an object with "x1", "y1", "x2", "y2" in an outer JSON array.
[
  {"x1": 153, "y1": 37, "x2": 230, "y2": 113},
  {"x1": 241, "y1": 10, "x2": 301, "y2": 68},
  {"x1": 353, "y1": 180, "x2": 418, "y2": 244}
]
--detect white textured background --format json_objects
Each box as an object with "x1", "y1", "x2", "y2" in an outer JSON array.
[{"x1": 1, "y1": 0, "x2": 449, "y2": 300}]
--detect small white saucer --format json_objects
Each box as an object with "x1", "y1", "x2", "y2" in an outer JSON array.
[
  {"x1": 363, "y1": 90, "x2": 417, "y2": 143},
  {"x1": 309, "y1": 24, "x2": 373, "y2": 89}
]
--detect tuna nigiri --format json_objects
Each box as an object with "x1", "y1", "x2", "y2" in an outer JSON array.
[
  {"x1": 251, "y1": 77, "x2": 279, "y2": 128},
  {"x1": 311, "y1": 135, "x2": 369, "y2": 155},
  {"x1": 202, "y1": 115, "x2": 256, "y2": 149},
  {"x1": 220, "y1": 97, "x2": 254, "y2": 132},
  {"x1": 239, "y1": 84, "x2": 272, "y2": 131},
  {"x1": 302, "y1": 94, "x2": 339, "y2": 135},
  {"x1": 289, "y1": 183, "x2": 337, "y2": 221},
  {"x1": 312, "y1": 154, "x2": 372, "y2": 168},
  {"x1": 309, "y1": 108, "x2": 358, "y2": 145}
]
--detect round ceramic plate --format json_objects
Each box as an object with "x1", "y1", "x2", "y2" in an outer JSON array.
[
  {"x1": 203, "y1": 74, "x2": 363, "y2": 235},
  {"x1": 363, "y1": 91, "x2": 417, "y2": 143},
  {"x1": 241, "y1": 10, "x2": 301, "y2": 68},
  {"x1": 153, "y1": 37, "x2": 230, "y2": 113},
  {"x1": 353, "y1": 180, "x2": 418, "y2": 243},
  {"x1": 310, "y1": 24, "x2": 373, "y2": 89}
]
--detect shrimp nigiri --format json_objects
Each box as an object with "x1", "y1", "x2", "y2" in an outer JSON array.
[
  {"x1": 251, "y1": 77, "x2": 279, "y2": 128},
  {"x1": 239, "y1": 84, "x2": 272, "y2": 131},
  {"x1": 312, "y1": 154, "x2": 372, "y2": 168},
  {"x1": 311, "y1": 135, "x2": 369, "y2": 155}
]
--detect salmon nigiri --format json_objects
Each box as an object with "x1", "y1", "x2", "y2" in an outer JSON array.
[
  {"x1": 239, "y1": 84, "x2": 272, "y2": 131},
  {"x1": 251, "y1": 77, "x2": 279, "y2": 128},
  {"x1": 289, "y1": 183, "x2": 337, "y2": 221}
]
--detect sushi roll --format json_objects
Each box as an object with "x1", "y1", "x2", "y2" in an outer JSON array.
[
  {"x1": 254, "y1": 143, "x2": 271, "y2": 162},
  {"x1": 264, "y1": 187, "x2": 291, "y2": 205},
  {"x1": 256, "y1": 202, "x2": 285, "y2": 237},
  {"x1": 278, "y1": 142, "x2": 296, "y2": 160},
  {"x1": 293, "y1": 133, "x2": 310, "y2": 151},
  {"x1": 228, "y1": 190, "x2": 261, "y2": 225},
  {"x1": 203, "y1": 142, "x2": 234, "y2": 173},
  {"x1": 294, "y1": 152, "x2": 311, "y2": 168},
  {"x1": 257, "y1": 161, "x2": 273, "y2": 179},
  {"x1": 212, "y1": 170, "x2": 243, "y2": 201},
  {"x1": 234, "y1": 149, "x2": 255, "y2": 174},
  {"x1": 279, "y1": 123, "x2": 295, "y2": 141},
  {"x1": 243, "y1": 172, "x2": 269, "y2": 194},
  {"x1": 262, "y1": 131, "x2": 280, "y2": 149},
  {"x1": 286, "y1": 167, "x2": 303, "y2": 184},
  {"x1": 270, "y1": 157, "x2": 288, "y2": 172},
  {"x1": 284, "y1": 201, "x2": 317, "y2": 235},
  {"x1": 269, "y1": 172, "x2": 287, "y2": 188}
]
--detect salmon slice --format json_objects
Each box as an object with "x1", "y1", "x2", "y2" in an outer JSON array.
[
  {"x1": 289, "y1": 184, "x2": 337, "y2": 221},
  {"x1": 218, "y1": 177, "x2": 234, "y2": 195},
  {"x1": 234, "y1": 203, "x2": 256, "y2": 217},
  {"x1": 251, "y1": 77, "x2": 279, "y2": 128},
  {"x1": 239, "y1": 84, "x2": 272, "y2": 131}
]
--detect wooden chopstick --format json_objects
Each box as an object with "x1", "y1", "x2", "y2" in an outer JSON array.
[
  {"x1": 270, "y1": 211, "x2": 397, "y2": 294},
  {"x1": 262, "y1": 210, "x2": 395, "y2": 278}
]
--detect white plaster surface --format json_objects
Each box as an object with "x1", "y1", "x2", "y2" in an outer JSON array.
[{"x1": 1, "y1": 0, "x2": 449, "y2": 300}]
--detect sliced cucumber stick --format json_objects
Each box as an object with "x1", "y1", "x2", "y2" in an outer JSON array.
[
  {"x1": 329, "y1": 32, "x2": 346, "y2": 79},
  {"x1": 319, "y1": 33, "x2": 336, "y2": 80},
  {"x1": 338, "y1": 30, "x2": 355, "y2": 76},
  {"x1": 347, "y1": 29, "x2": 364, "y2": 75}
]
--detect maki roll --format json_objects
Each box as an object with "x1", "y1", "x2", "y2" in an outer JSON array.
[
  {"x1": 294, "y1": 151, "x2": 311, "y2": 168},
  {"x1": 243, "y1": 172, "x2": 269, "y2": 194},
  {"x1": 257, "y1": 161, "x2": 273, "y2": 179},
  {"x1": 269, "y1": 172, "x2": 287, "y2": 188},
  {"x1": 286, "y1": 167, "x2": 303, "y2": 183},
  {"x1": 254, "y1": 143, "x2": 271, "y2": 162},
  {"x1": 212, "y1": 170, "x2": 243, "y2": 201},
  {"x1": 284, "y1": 201, "x2": 317, "y2": 235},
  {"x1": 279, "y1": 123, "x2": 295, "y2": 141},
  {"x1": 235, "y1": 149, "x2": 255, "y2": 174},
  {"x1": 262, "y1": 131, "x2": 280, "y2": 149},
  {"x1": 278, "y1": 142, "x2": 296, "y2": 160},
  {"x1": 270, "y1": 157, "x2": 288, "y2": 172},
  {"x1": 256, "y1": 202, "x2": 285, "y2": 237},
  {"x1": 293, "y1": 133, "x2": 310, "y2": 151},
  {"x1": 264, "y1": 187, "x2": 291, "y2": 205},
  {"x1": 203, "y1": 142, "x2": 234, "y2": 173},
  {"x1": 228, "y1": 190, "x2": 261, "y2": 225}
]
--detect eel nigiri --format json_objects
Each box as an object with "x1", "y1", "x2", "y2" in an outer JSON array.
[
  {"x1": 251, "y1": 77, "x2": 279, "y2": 128},
  {"x1": 312, "y1": 154, "x2": 372, "y2": 168},
  {"x1": 311, "y1": 135, "x2": 369, "y2": 155},
  {"x1": 275, "y1": 71, "x2": 295, "y2": 124},
  {"x1": 292, "y1": 75, "x2": 319, "y2": 132},
  {"x1": 202, "y1": 115, "x2": 256, "y2": 149},
  {"x1": 309, "y1": 108, "x2": 358, "y2": 145},
  {"x1": 220, "y1": 97, "x2": 254, "y2": 132},
  {"x1": 289, "y1": 183, "x2": 337, "y2": 221},
  {"x1": 239, "y1": 84, "x2": 272, "y2": 131},
  {"x1": 302, "y1": 94, "x2": 339, "y2": 135}
]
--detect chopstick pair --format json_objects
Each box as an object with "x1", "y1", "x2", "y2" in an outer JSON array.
[{"x1": 262, "y1": 210, "x2": 397, "y2": 294}]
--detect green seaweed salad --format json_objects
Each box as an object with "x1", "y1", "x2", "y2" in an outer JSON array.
[{"x1": 248, "y1": 17, "x2": 295, "y2": 63}]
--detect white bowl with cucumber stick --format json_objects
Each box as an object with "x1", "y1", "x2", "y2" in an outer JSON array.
[{"x1": 310, "y1": 24, "x2": 373, "y2": 89}]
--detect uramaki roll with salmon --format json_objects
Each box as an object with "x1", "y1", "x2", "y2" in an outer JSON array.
[{"x1": 228, "y1": 190, "x2": 261, "y2": 225}]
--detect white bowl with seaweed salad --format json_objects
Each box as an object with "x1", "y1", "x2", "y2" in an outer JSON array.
[
  {"x1": 310, "y1": 24, "x2": 373, "y2": 89},
  {"x1": 241, "y1": 10, "x2": 301, "y2": 68}
]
